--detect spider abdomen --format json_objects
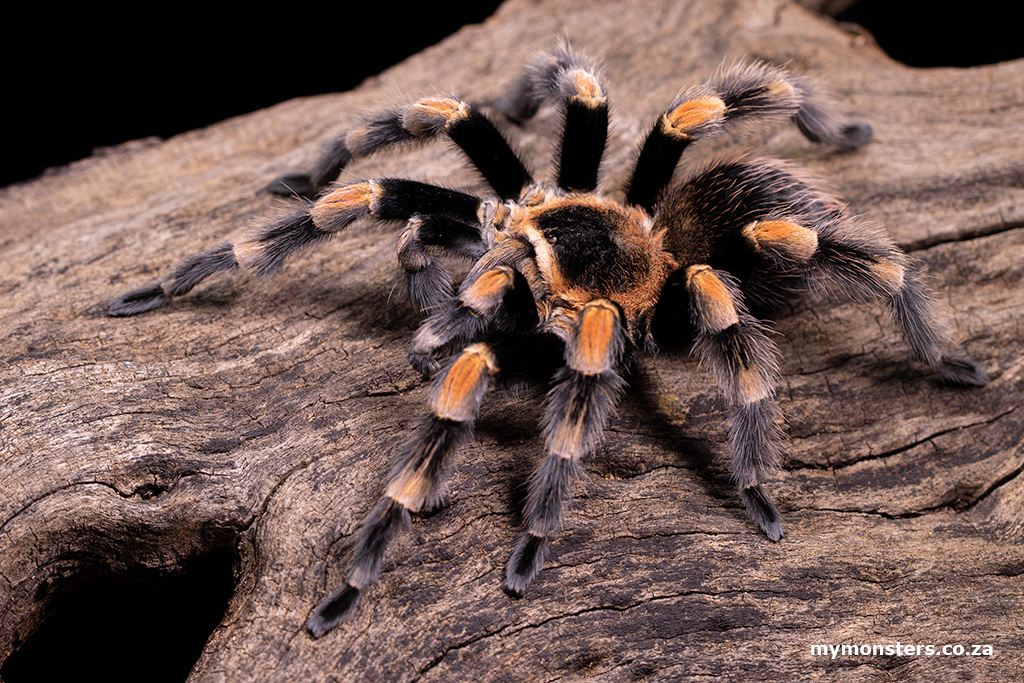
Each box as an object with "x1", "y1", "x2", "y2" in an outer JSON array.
[{"x1": 658, "y1": 159, "x2": 838, "y2": 263}]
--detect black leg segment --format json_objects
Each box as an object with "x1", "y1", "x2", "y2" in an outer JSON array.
[
  {"x1": 271, "y1": 97, "x2": 532, "y2": 200},
  {"x1": 497, "y1": 42, "x2": 609, "y2": 192}
]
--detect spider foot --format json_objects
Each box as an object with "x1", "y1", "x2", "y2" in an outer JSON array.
[
  {"x1": 268, "y1": 173, "x2": 317, "y2": 199},
  {"x1": 503, "y1": 532, "x2": 549, "y2": 597},
  {"x1": 740, "y1": 485, "x2": 783, "y2": 542},
  {"x1": 839, "y1": 122, "x2": 873, "y2": 150},
  {"x1": 936, "y1": 353, "x2": 989, "y2": 387},
  {"x1": 108, "y1": 284, "x2": 170, "y2": 316},
  {"x1": 307, "y1": 583, "x2": 362, "y2": 638},
  {"x1": 407, "y1": 349, "x2": 443, "y2": 376}
]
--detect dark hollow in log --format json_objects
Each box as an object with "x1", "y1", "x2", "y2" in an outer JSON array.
[{"x1": 1, "y1": 548, "x2": 237, "y2": 683}]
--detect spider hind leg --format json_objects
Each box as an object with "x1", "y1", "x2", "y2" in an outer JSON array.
[
  {"x1": 497, "y1": 42, "x2": 609, "y2": 192},
  {"x1": 271, "y1": 96, "x2": 533, "y2": 201},
  {"x1": 811, "y1": 217, "x2": 989, "y2": 386}
]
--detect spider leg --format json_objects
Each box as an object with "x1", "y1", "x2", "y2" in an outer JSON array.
[
  {"x1": 683, "y1": 265, "x2": 785, "y2": 540},
  {"x1": 408, "y1": 239, "x2": 541, "y2": 373},
  {"x1": 654, "y1": 156, "x2": 987, "y2": 385},
  {"x1": 626, "y1": 61, "x2": 872, "y2": 212},
  {"x1": 308, "y1": 333, "x2": 563, "y2": 637},
  {"x1": 396, "y1": 215, "x2": 490, "y2": 315},
  {"x1": 742, "y1": 218, "x2": 820, "y2": 266},
  {"x1": 270, "y1": 97, "x2": 533, "y2": 201},
  {"x1": 497, "y1": 42, "x2": 608, "y2": 192},
  {"x1": 746, "y1": 212, "x2": 989, "y2": 386},
  {"x1": 109, "y1": 179, "x2": 482, "y2": 316},
  {"x1": 504, "y1": 299, "x2": 629, "y2": 595},
  {"x1": 810, "y1": 217, "x2": 989, "y2": 386},
  {"x1": 308, "y1": 343, "x2": 494, "y2": 638}
]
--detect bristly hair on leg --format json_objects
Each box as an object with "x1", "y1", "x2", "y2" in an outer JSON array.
[
  {"x1": 503, "y1": 456, "x2": 583, "y2": 596},
  {"x1": 790, "y1": 77, "x2": 873, "y2": 150},
  {"x1": 108, "y1": 284, "x2": 171, "y2": 317},
  {"x1": 731, "y1": 400, "x2": 786, "y2": 541},
  {"x1": 307, "y1": 584, "x2": 362, "y2": 638},
  {"x1": 493, "y1": 39, "x2": 611, "y2": 193},
  {"x1": 307, "y1": 498, "x2": 410, "y2": 637},
  {"x1": 888, "y1": 271, "x2": 988, "y2": 386},
  {"x1": 108, "y1": 241, "x2": 239, "y2": 316},
  {"x1": 739, "y1": 484, "x2": 783, "y2": 542}
]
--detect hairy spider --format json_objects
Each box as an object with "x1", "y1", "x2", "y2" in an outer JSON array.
[{"x1": 109, "y1": 44, "x2": 988, "y2": 637}]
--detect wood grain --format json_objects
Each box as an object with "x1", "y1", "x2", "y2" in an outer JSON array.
[{"x1": 2, "y1": 1, "x2": 1022, "y2": 680}]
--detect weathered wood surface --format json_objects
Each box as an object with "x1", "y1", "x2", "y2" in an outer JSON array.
[{"x1": 2, "y1": 0, "x2": 1022, "y2": 680}]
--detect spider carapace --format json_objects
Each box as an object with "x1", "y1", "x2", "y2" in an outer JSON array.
[{"x1": 109, "y1": 43, "x2": 988, "y2": 637}]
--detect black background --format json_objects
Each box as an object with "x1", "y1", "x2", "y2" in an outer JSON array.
[
  {"x1": 5, "y1": 1, "x2": 1022, "y2": 189},
  {"x1": 5, "y1": 5, "x2": 505, "y2": 188}
]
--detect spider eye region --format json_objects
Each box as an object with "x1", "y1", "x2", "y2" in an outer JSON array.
[{"x1": 531, "y1": 201, "x2": 664, "y2": 298}]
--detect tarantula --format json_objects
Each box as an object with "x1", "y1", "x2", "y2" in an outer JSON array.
[{"x1": 109, "y1": 44, "x2": 988, "y2": 637}]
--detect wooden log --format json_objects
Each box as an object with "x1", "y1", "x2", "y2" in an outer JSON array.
[{"x1": 2, "y1": 1, "x2": 1022, "y2": 680}]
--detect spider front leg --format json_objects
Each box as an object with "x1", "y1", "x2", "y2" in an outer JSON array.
[
  {"x1": 309, "y1": 333, "x2": 564, "y2": 637},
  {"x1": 309, "y1": 343, "x2": 495, "y2": 637},
  {"x1": 685, "y1": 265, "x2": 785, "y2": 540},
  {"x1": 504, "y1": 299, "x2": 629, "y2": 595},
  {"x1": 109, "y1": 179, "x2": 482, "y2": 316}
]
